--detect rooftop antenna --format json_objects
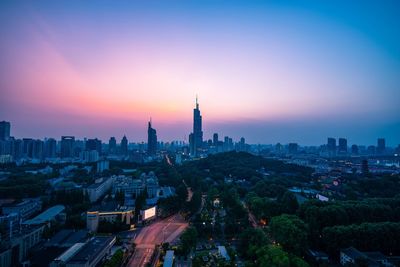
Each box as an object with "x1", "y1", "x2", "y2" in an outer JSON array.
[{"x1": 196, "y1": 94, "x2": 199, "y2": 109}]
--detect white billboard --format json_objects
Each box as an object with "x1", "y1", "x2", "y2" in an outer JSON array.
[{"x1": 142, "y1": 206, "x2": 156, "y2": 220}]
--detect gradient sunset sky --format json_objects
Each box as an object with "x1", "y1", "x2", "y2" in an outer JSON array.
[{"x1": 1, "y1": 1, "x2": 399, "y2": 146}]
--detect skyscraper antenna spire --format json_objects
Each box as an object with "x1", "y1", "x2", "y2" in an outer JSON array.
[{"x1": 196, "y1": 94, "x2": 199, "y2": 109}]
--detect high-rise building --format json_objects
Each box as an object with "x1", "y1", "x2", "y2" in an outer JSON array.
[
  {"x1": 213, "y1": 133, "x2": 218, "y2": 146},
  {"x1": 327, "y1": 137, "x2": 336, "y2": 156},
  {"x1": 147, "y1": 120, "x2": 157, "y2": 156},
  {"x1": 121, "y1": 135, "x2": 128, "y2": 156},
  {"x1": 367, "y1": 145, "x2": 376, "y2": 155},
  {"x1": 238, "y1": 137, "x2": 246, "y2": 151},
  {"x1": 32, "y1": 139, "x2": 44, "y2": 159},
  {"x1": 288, "y1": 143, "x2": 298, "y2": 154},
  {"x1": 377, "y1": 138, "x2": 386, "y2": 155},
  {"x1": 0, "y1": 121, "x2": 11, "y2": 141},
  {"x1": 86, "y1": 138, "x2": 102, "y2": 154},
  {"x1": 189, "y1": 97, "x2": 203, "y2": 157},
  {"x1": 338, "y1": 138, "x2": 347, "y2": 154},
  {"x1": 108, "y1": 137, "x2": 117, "y2": 154},
  {"x1": 22, "y1": 138, "x2": 34, "y2": 158},
  {"x1": 61, "y1": 136, "x2": 75, "y2": 158},
  {"x1": 44, "y1": 138, "x2": 57, "y2": 158},
  {"x1": 351, "y1": 144, "x2": 359, "y2": 155}
]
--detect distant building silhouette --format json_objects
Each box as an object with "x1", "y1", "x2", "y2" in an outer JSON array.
[
  {"x1": 121, "y1": 135, "x2": 128, "y2": 156},
  {"x1": 0, "y1": 121, "x2": 11, "y2": 141},
  {"x1": 61, "y1": 136, "x2": 75, "y2": 158},
  {"x1": 367, "y1": 145, "x2": 376, "y2": 155},
  {"x1": 288, "y1": 143, "x2": 298, "y2": 154},
  {"x1": 377, "y1": 138, "x2": 386, "y2": 154},
  {"x1": 338, "y1": 138, "x2": 347, "y2": 154},
  {"x1": 108, "y1": 137, "x2": 117, "y2": 154},
  {"x1": 86, "y1": 138, "x2": 102, "y2": 154},
  {"x1": 361, "y1": 159, "x2": 369, "y2": 175},
  {"x1": 44, "y1": 138, "x2": 57, "y2": 158},
  {"x1": 327, "y1": 137, "x2": 336, "y2": 156},
  {"x1": 351, "y1": 144, "x2": 359, "y2": 155},
  {"x1": 147, "y1": 119, "x2": 157, "y2": 156},
  {"x1": 189, "y1": 96, "x2": 203, "y2": 157},
  {"x1": 213, "y1": 133, "x2": 219, "y2": 146}
]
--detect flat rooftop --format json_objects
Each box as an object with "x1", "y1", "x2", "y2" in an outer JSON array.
[
  {"x1": 66, "y1": 236, "x2": 115, "y2": 265},
  {"x1": 46, "y1": 229, "x2": 88, "y2": 247},
  {"x1": 23, "y1": 205, "x2": 65, "y2": 225}
]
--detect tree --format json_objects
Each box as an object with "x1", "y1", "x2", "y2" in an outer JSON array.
[
  {"x1": 176, "y1": 184, "x2": 188, "y2": 202},
  {"x1": 279, "y1": 191, "x2": 299, "y2": 214},
  {"x1": 269, "y1": 215, "x2": 308, "y2": 255},
  {"x1": 180, "y1": 227, "x2": 198, "y2": 255},
  {"x1": 238, "y1": 228, "x2": 268, "y2": 259},
  {"x1": 189, "y1": 191, "x2": 202, "y2": 213}
]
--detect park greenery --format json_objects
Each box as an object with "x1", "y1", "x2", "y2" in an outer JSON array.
[{"x1": 2, "y1": 151, "x2": 400, "y2": 265}]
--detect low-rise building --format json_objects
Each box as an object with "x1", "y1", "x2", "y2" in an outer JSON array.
[
  {"x1": 2, "y1": 198, "x2": 42, "y2": 221},
  {"x1": 86, "y1": 177, "x2": 114, "y2": 203},
  {"x1": 65, "y1": 236, "x2": 116, "y2": 267},
  {"x1": 340, "y1": 247, "x2": 394, "y2": 267},
  {"x1": 0, "y1": 225, "x2": 45, "y2": 267},
  {"x1": 86, "y1": 203, "x2": 134, "y2": 232},
  {"x1": 23, "y1": 205, "x2": 66, "y2": 226}
]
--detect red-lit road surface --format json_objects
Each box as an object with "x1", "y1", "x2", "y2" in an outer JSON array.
[
  {"x1": 242, "y1": 201, "x2": 259, "y2": 228},
  {"x1": 128, "y1": 214, "x2": 188, "y2": 267}
]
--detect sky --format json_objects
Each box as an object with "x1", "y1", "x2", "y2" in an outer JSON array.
[{"x1": 0, "y1": 0, "x2": 399, "y2": 146}]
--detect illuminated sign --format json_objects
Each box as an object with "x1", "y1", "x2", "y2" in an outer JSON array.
[{"x1": 142, "y1": 206, "x2": 156, "y2": 220}]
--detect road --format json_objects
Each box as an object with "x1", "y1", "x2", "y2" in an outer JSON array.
[
  {"x1": 242, "y1": 201, "x2": 259, "y2": 228},
  {"x1": 127, "y1": 214, "x2": 188, "y2": 267}
]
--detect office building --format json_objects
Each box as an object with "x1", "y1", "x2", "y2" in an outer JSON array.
[
  {"x1": 0, "y1": 121, "x2": 11, "y2": 141},
  {"x1": 147, "y1": 119, "x2": 157, "y2": 156},
  {"x1": 0, "y1": 225, "x2": 45, "y2": 267},
  {"x1": 32, "y1": 139, "x2": 44, "y2": 159},
  {"x1": 288, "y1": 143, "x2": 298, "y2": 154},
  {"x1": 86, "y1": 177, "x2": 114, "y2": 203},
  {"x1": 120, "y1": 135, "x2": 128, "y2": 156},
  {"x1": 108, "y1": 137, "x2": 117, "y2": 154},
  {"x1": 351, "y1": 144, "x2": 359, "y2": 155},
  {"x1": 338, "y1": 138, "x2": 347, "y2": 154},
  {"x1": 2, "y1": 198, "x2": 42, "y2": 221},
  {"x1": 22, "y1": 138, "x2": 34, "y2": 158},
  {"x1": 65, "y1": 236, "x2": 116, "y2": 267},
  {"x1": 112, "y1": 172, "x2": 160, "y2": 199},
  {"x1": 86, "y1": 206, "x2": 133, "y2": 232},
  {"x1": 85, "y1": 138, "x2": 102, "y2": 154},
  {"x1": 96, "y1": 160, "x2": 109, "y2": 173},
  {"x1": 79, "y1": 150, "x2": 99, "y2": 163},
  {"x1": 189, "y1": 97, "x2": 203, "y2": 157},
  {"x1": 377, "y1": 138, "x2": 386, "y2": 154},
  {"x1": 45, "y1": 138, "x2": 57, "y2": 158},
  {"x1": 327, "y1": 137, "x2": 336, "y2": 156},
  {"x1": 61, "y1": 136, "x2": 75, "y2": 158},
  {"x1": 23, "y1": 205, "x2": 66, "y2": 226},
  {"x1": 213, "y1": 133, "x2": 218, "y2": 146},
  {"x1": 238, "y1": 137, "x2": 246, "y2": 151},
  {"x1": 0, "y1": 213, "x2": 19, "y2": 240}
]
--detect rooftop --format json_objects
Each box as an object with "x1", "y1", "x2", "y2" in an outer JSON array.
[
  {"x1": 23, "y1": 205, "x2": 65, "y2": 225},
  {"x1": 66, "y1": 236, "x2": 115, "y2": 264},
  {"x1": 46, "y1": 229, "x2": 88, "y2": 247}
]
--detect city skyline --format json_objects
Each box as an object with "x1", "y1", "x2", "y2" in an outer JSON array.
[{"x1": 1, "y1": 1, "x2": 400, "y2": 145}]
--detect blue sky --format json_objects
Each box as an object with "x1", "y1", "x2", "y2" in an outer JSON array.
[{"x1": 0, "y1": 0, "x2": 399, "y2": 145}]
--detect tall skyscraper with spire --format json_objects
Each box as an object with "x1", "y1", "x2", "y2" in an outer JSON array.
[
  {"x1": 147, "y1": 119, "x2": 157, "y2": 156},
  {"x1": 190, "y1": 96, "x2": 203, "y2": 156}
]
